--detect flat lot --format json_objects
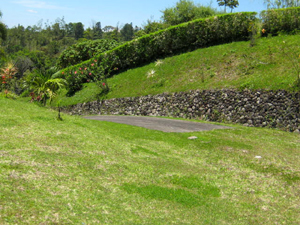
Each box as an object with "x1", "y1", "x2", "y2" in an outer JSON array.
[{"x1": 84, "y1": 115, "x2": 232, "y2": 132}]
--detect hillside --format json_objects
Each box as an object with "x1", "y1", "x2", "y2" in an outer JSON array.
[
  {"x1": 0, "y1": 97, "x2": 299, "y2": 224},
  {"x1": 54, "y1": 34, "x2": 300, "y2": 107},
  {"x1": 1, "y1": 5, "x2": 300, "y2": 224}
]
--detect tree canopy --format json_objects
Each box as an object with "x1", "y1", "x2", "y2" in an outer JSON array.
[
  {"x1": 0, "y1": 10, "x2": 7, "y2": 41},
  {"x1": 217, "y1": 0, "x2": 239, "y2": 13},
  {"x1": 161, "y1": 0, "x2": 220, "y2": 26},
  {"x1": 264, "y1": 0, "x2": 300, "y2": 8},
  {"x1": 120, "y1": 23, "x2": 134, "y2": 41}
]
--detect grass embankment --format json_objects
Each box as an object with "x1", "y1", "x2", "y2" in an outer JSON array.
[
  {"x1": 54, "y1": 34, "x2": 300, "y2": 107},
  {"x1": 1, "y1": 97, "x2": 299, "y2": 224}
]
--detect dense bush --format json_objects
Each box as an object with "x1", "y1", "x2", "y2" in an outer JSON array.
[
  {"x1": 161, "y1": 0, "x2": 220, "y2": 25},
  {"x1": 57, "y1": 12, "x2": 257, "y2": 94},
  {"x1": 57, "y1": 39, "x2": 120, "y2": 68},
  {"x1": 261, "y1": 7, "x2": 300, "y2": 36}
]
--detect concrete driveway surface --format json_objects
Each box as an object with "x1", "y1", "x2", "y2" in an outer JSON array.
[{"x1": 84, "y1": 115, "x2": 232, "y2": 133}]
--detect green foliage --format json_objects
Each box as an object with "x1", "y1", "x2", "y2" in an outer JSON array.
[
  {"x1": 60, "y1": 12, "x2": 257, "y2": 95},
  {"x1": 264, "y1": 0, "x2": 300, "y2": 9},
  {"x1": 56, "y1": 34, "x2": 300, "y2": 105},
  {"x1": 1, "y1": 16, "x2": 141, "y2": 98},
  {"x1": 60, "y1": 68, "x2": 88, "y2": 96},
  {"x1": 261, "y1": 6, "x2": 300, "y2": 36},
  {"x1": 74, "y1": 22, "x2": 84, "y2": 40},
  {"x1": 0, "y1": 62, "x2": 18, "y2": 93},
  {"x1": 84, "y1": 22, "x2": 103, "y2": 40},
  {"x1": 3, "y1": 23, "x2": 76, "y2": 72},
  {"x1": 134, "y1": 30, "x2": 147, "y2": 38},
  {"x1": 0, "y1": 10, "x2": 7, "y2": 41},
  {"x1": 120, "y1": 23, "x2": 134, "y2": 41},
  {"x1": 161, "y1": 0, "x2": 220, "y2": 25},
  {"x1": 60, "y1": 56, "x2": 116, "y2": 96},
  {"x1": 0, "y1": 22, "x2": 7, "y2": 41},
  {"x1": 143, "y1": 20, "x2": 170, "y2": 34},
  {"x1": 24, "y1": 67, "x2": 67, "y2": 105},
  {"x1": 57, "y1": 39, "x2": 120, "y2": 68}
]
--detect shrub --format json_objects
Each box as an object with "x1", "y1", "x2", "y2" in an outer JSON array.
[
  {"x1": 161, "y1": 0, "x2": 221, "y2": 26},
  {"x1": 57, "y1": 39, "x2": 120, "y2": 68},
  {"x1": 1, "y1": 62, "x2": 18, "y2": 96},
  {"x1": 261, "y1": 7, "x2": 300, "y2": 36}
]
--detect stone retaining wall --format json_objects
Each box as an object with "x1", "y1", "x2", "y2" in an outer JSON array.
[{"x1": 62, "y1": 89, "x2": 300, "y2": 132}]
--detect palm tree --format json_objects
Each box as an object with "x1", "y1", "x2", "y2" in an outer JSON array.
[{"x1": 28, "y1": 68, "x2": 67, "y2": 105}]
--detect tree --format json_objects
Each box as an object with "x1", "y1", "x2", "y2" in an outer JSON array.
[
  {"x1": 0, "y1": 11, "x2": 7, "y2": 66},
  {"x1": 264, "y1": 0, "x2": 300, "y2": 8},
  {"x1": 120, "y1": 23, "x2": 134, "y2": 41},
  {"x1": 102, "y1": 25, "x2": 121, "y2": 41},
  {"x1": 84, "y1": 27, "x2": 94, "y2": 40},
  {"x1": 102, "y1": 25, "x2": 115, "y2": 33},
  {"x1": 93, "y1": 22, "x2": 103, "y2": 39},
  {"x1": 66, "y1": 22, "x2": 75, "y2": 37},
  {"x1": 74, "y1": 22, "x2": 84, "y2": 40},
  {"x1": 143, "y1": 20, "x2": 169, "y2": 34},
  {"x1": 0, "y1": 11, "x2": 7, "y2": 41},
  {"x1": 14, "y1": 56, "x2": 34, "y2": 79},
  {"x1": 217, "y1": 0, "x2": 239, "y2": 13},
  {"x1": 161, "y1": 0, "x2": 220, "y2": 25}
]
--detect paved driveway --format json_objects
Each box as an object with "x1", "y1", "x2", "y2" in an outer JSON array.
[{"x1": 84, "y1": 115, "x2": 232, "y2": 133}]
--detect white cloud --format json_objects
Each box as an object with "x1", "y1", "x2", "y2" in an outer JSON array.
[
  {"x1": 27, "y1": 9, "x2": 38, "y2": 13},
  {"x1": 13, "y1": 0, "x2": 65, "y2": 10}
]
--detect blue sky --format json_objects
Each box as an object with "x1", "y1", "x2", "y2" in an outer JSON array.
[{"x1": 1, "y1": 0, "x2": 266, "y2": 29}]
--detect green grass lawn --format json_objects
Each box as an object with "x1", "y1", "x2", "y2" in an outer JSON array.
[
  {"x1": 54, "y1": 34, "x2": 300, "y2": 107},
  {"x1": 1, "y1": 97, "x2": 299, "y2": 224}
]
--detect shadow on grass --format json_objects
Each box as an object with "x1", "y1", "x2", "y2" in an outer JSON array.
[
  {"x1": 122, "y1": 184, "x2": 206, "y2": 207},
  {"x1": 122, "y1": 176, "x2": 220, "y2": 208}
]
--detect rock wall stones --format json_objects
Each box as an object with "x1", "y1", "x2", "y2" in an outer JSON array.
[{"x1": 62, "y1": 89, "x2": 300, "y2": 132}]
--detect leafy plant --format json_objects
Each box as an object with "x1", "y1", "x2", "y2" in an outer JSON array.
[
  {"x1": 25, "y1": 68, "x2": 67, "y2": 105},
  {"x1": 0, "y1": 62, "x2": 18, "y2": 97},
  {"x1": 63, "y1": 57, "x2": 114, "y2": 96}
]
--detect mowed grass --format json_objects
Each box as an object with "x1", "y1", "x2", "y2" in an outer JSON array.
[
  {"x1": 0, "y1": 97, "x2": 299, "y2": 224},
  {"x1": 55, "y1": 34, "x2": 300, "y2": 106}
]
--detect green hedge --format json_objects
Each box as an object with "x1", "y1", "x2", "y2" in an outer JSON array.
[
  {"x1": 56, "y1": 12, "x2": 257, "y2": 94},
  {"x1": 57, "y1": 39, "x2": 120, "y2": 68},
  {"x1": 261, "y1": 7, "x2": 300, "y2": 36}
]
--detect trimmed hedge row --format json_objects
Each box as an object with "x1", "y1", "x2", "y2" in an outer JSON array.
[
  {"x1": 56, "y1": 12, "x2": 257, "y2": 91},
  {"x1": 57, "y1": 39, "x2": 120, "y2": 69},
  {"x1": 261, "y1": 7, "x2": 300, "y2": 36}
]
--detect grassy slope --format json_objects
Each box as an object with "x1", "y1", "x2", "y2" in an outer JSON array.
[
  {"x1": 55, "y1": 34, "x2": 300, "y2": 107},
  {"x1": 1, "y1": 97, "x2": 299, "y2": 224}
]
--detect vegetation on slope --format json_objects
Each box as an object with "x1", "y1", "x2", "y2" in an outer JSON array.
[{"x1": 54, "y1": 34, "x2": 300, "y2": 106}]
